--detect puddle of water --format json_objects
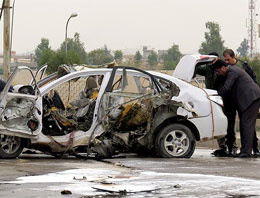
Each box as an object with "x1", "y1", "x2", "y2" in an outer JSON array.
[{"x1": 2, "y1": 168, "x2": 260, "y2": 197}]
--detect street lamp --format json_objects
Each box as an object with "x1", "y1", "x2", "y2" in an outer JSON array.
[{"x1": 65, "y1": 13, "x2": 78, "y2": 55}]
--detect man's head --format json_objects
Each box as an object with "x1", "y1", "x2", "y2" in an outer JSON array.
[
  {"x1": 213, "y1": 59, "x2": 228, "y2": 76},
  {"x1": 223, "y1": 49, "x2": 236, "y2": 65}
]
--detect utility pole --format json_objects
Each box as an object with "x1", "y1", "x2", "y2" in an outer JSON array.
[
  {"x1": 3, "y1": 0, "x2": 10, "y2": 81},
  {"x1": 248, "y1": 0, "x2": 257, "y2": 57}
]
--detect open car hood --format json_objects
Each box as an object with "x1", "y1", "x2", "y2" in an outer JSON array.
[{"x1": 173, "y1": 54, "x2": 217, "y2": 82}]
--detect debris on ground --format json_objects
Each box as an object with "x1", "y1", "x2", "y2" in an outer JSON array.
[
  {"x1": 92, "y1": 184, "x2": 160, "y2": 194},
  {"x1": 61, "y1": 190, "x2": 72, "y2": 195},
  {"x1": 80, "y1": 193, "x2": 124, "y2": 198},
  {"x1": 73, "y1": 176, "x2": 87, "y2": 180},
  {"x1": 173, "y1": 184, "x2": 181, "y2": 188},
  {"x1": 225, "y1": 193, "x2": 258, "y2": 198}
]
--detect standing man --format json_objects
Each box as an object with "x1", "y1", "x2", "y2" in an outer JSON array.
[
  {"x1": 223, "y1": 49, "x2": 259, "y2": 156},
  {"x1": 213, "y1": 59, "x2": 260, "y2": 157},
  {"x1": 196, "y1": 53, "x2": 232, "y2": 156}
]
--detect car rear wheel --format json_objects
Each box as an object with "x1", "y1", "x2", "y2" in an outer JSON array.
[
  {"x1": 155, "y1": 123, "x2": 196, "y2": 158},
  {"x1": 0, "y1": 135, "x2": 24, "y2": 159}
]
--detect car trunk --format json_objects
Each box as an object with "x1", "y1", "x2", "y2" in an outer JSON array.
[{"x1": 173, "y1": 54, "x2": 217, "y2": 82}]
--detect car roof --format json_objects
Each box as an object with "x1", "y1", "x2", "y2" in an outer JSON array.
[{"x1": 39, "y1": 67, "x2": 159, "y2": 95}]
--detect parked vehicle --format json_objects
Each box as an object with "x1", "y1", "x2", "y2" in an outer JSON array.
[{"x1": 0, "y1": 55, "x2": 227, "y2": 159}]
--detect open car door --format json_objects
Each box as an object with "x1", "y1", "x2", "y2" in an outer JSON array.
[{"x1": 0, "y1": 66, "x2": 43, "y2": 137}]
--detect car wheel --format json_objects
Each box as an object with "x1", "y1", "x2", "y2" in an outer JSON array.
[
  {"x1": 155, "y1": 123, "x2": 196, "y2": 158},
  {"x1": 0, "y1": 135, "x2": 24, "y2": 159}
]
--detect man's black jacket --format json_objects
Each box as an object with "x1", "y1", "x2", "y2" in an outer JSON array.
[
  {"x1": 218, "y1": 66, "x2": 260, "y2": 112},
  {"x1": 239, "y1": 60, "x2": 258, "y2": 84}
]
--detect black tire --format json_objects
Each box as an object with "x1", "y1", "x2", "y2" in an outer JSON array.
[
  {"x1": 0, "y1": 135, "x2": 24, "y2": 159},
  {"x1": 155, "y1": 123, "x2": 196, "y2": 158}
]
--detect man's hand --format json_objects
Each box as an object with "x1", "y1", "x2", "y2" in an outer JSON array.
[{"x1": 212, "y1": 57, "x2": 219, "y2": 64}]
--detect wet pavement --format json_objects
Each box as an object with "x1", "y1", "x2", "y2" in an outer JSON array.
[{"x1": 1, "y1": 148, "x2": 260, "y2": 198}]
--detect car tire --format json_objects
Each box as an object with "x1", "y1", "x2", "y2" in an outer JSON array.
[
  {"x1": 0, "y1": 135, "x2": 24, "y2": 159},
  {"x1": 155, "y1": 123, "x2": 196, "y2": 158}
]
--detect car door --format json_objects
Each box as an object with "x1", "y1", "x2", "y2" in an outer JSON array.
[{"x1": 0, "y1": 66, "x2": 43, "y2": 136}]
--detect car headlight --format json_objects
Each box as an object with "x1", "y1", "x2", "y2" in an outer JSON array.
[{"x1": 208, "y1": 95, "x2": 223, "y2": 106}]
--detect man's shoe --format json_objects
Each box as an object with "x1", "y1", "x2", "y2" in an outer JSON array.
[
  {"x1": 211, "y1": 149, "x2": 228, "y2": 157},
  {"x1": 252, "y1": 148, "x2": 260, "y2": 158},
  {"x1": 228, "y1": 148, "x2": 238, "y2": 157},
  {"x1": 237, "y1": 153, "x2": 252, "y2": 158},
  {"x1": 253, "y1": 151, "x2": 260, "y2": 158}
]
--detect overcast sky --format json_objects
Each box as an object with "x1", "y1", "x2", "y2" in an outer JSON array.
[{"x1": 0, "y1": 0, "x2": 259, "y2": 55}]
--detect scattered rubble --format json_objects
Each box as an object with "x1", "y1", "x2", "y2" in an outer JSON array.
[{"x1": 61, "y1": 190, "x2": 72, "y2": 195}]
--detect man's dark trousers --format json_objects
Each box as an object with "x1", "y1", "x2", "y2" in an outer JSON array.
[
  {"x1": 238, "y1": 99, "x2": 260, "y2": 155},
  {"x1": 224, "y1": 98, "x2": 259, "y2": 153},
  {"x1": 224, "y1": 102, "x2": 236, "y2": 152}
]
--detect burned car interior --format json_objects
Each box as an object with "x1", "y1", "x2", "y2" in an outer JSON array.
[{"x1": 41, "y1": 74, "x2": 103, "y2": 136}]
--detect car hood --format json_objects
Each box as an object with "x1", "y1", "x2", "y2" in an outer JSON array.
[{"x1": 173, "y1": 54, "x2": 217, "y2": 82}]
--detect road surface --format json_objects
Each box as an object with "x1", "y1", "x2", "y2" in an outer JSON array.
[{"x1": 0, "y1": 148, "x2": 260, "y2": 198}]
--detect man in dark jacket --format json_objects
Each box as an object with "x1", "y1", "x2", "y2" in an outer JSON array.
[
  {"x1": 223, "y1": 49, "x2": 259, "y2": 156},
  {"x1": 214, "y1": 59, "x2": 260, "y2": 157},
  {"x1": 196, "y1": 53, "x2": 233, "y2": 156}
]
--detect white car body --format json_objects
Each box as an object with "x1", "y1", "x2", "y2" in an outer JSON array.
[
  {"x1": 172, "y1": 54, "x2": 227, "y2": 140},
  {"x1": 152, "y1": 71, "x2": 227, "y2": 141},
  {"x1": 0, "y1": 55, "x2": 227, "y2": 159}
]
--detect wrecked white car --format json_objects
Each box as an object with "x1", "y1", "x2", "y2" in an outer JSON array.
[{"x1": 0, "y1": 55, "x2": 227, "y2": 159}]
